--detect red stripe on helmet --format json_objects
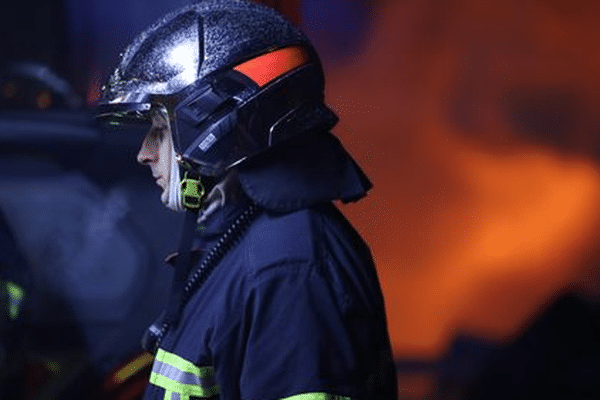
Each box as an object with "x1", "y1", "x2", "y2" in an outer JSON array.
[{"x1": 233, "y1": 46, "x2": 309, "y2": 87}]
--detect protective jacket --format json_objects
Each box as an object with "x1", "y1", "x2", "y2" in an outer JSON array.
[{"x1": 143, "y1": 132, "x2": 398, "y2": 400}]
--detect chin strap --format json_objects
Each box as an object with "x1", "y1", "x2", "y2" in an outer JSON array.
[
  {"x1": 169, "y1": 166, "x2": 204, "y2": 323},
  {"x1": 142, "y1": 165, "x2": 204, "y2": 351},
  {"x1": 142, "y1": 208, "x2": 200, "y2": 353}
]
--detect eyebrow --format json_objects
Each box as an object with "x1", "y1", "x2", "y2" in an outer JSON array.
[{"x1": 149, "y1": 124, "x2": 168, "y2": 140}]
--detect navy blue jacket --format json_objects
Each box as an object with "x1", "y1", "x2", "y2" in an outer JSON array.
[{"x1": 143, "y1": 132, "x2": 397, "y2": 400}]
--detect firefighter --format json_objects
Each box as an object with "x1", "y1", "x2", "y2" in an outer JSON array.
[{"x1": 95, "y1": 1, "x2": 397, "y2": 399}]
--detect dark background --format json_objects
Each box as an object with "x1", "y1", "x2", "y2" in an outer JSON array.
[{"x1": 1, "y1": 0, "x2": 599, "y2": 398}]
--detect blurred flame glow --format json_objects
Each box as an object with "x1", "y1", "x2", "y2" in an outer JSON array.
[{"x1": 325, "y1": 0, "x2": 600, "y2": 359}]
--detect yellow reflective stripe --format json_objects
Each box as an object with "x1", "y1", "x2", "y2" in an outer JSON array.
[
  {"x1": 6, "y1": 281, "x2": 24, "y2": 301},
  {"x1": 281, "y1": 393, "x2": 352, "y2": 400},
  {"x1": 155, "y1": 348, "x2": 213, "y2": 377},
  {"x1": 149, "y1": 349, "x2": 218, "y2": 399},
  {"x1": 150, "y1": 371, "x2": 218, "y2": 399},
  {"x1": 5, "y1": 281, "x2": 24, "y2": 319}
]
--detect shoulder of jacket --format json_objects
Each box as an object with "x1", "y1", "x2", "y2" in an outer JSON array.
[{"x1": 239, "y1": 207, "x2": 327, "y2": 275}]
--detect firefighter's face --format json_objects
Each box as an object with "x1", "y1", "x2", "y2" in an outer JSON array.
[{"x1": 137, "y1": 112, "x2": 173, "y2": 204}]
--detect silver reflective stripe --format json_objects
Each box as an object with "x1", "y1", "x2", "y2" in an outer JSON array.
[
  {"x1": 281, "y1": 393, "x2": 352, "y2": 400},
  {"x1": 152, "y1": 360, "x2": 217, "y2": 388},
  {"x1": 149, "y1": 349, "x2": 219, "y2": 399}
]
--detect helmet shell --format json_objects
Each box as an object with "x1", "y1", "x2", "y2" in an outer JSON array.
[{"x1": 97, "y1": 0, "x2": 335, "y2": 176}]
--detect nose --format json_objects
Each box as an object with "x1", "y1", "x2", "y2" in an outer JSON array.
[{"x1": 137, "y1": 132, "x2": 157, "y2": 165}]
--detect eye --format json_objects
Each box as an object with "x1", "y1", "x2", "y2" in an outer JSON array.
[{"x1": 149, "y1": 125, "x2": 168, "y2": 140}]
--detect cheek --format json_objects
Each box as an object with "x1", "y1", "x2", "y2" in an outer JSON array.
[{"x1": 158, "y1": 137, "x2": 173, "y2": 175}]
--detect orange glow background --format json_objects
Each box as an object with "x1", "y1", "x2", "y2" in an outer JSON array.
[{"x1": 313, "y1": 0, "x2": 600, "y2": 363}]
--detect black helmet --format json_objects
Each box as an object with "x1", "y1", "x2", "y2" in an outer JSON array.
[{"x1": 96, "y1": 0, "x2": 337, "y2": 177}]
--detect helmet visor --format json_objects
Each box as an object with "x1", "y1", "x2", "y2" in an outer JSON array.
[{"x1": 95, "y1": 102, "x2": 153, "y2": 126}]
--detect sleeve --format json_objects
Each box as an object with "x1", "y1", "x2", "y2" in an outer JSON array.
[{"x1": 234, "y1": 261, "x2": 372, "y2": 400}]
